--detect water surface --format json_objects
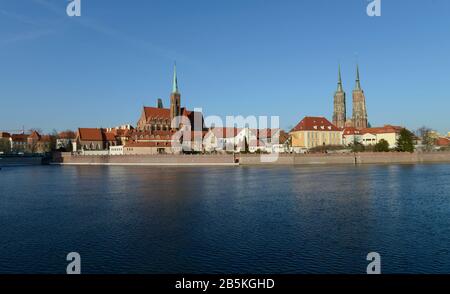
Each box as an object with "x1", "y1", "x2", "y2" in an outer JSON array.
[{"x1": 1, "y1": 164, "x2": 450, "y2": 273}]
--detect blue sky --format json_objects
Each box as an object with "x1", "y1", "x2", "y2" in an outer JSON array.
[{"x1": 0, "y1": 0, "x2": 449, "y2": 134}]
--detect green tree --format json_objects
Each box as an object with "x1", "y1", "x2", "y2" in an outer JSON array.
[
  {"x1": 374, "y1": 139, "x2": 390, "y2": 152},
  {"x1": 396, "y1": 128, "x2": 415, "y2": 153},
  {"x1": 351, "y1": 141, "x2": 365, "y2": 153},
  {"x1": 0, "y1": 138, "x2": 11, "y2": 154}
]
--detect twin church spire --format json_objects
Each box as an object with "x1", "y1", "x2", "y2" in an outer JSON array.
[
  {"x1": 336, "y1": 64, "x2": 362, "y2": 92},
  {"x1": 332, "y1": 64, "x2": 368, "y2": 129}
]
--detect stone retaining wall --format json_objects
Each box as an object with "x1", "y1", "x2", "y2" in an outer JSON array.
[
  {"x1": 51, "y1": 152, "x2": 450, "y2": 166},
  {"x1": 239, "y1": 152, "x2": 450, "y2": 165},
  {"x1": 53, "y1": 153, "x2": 236, "y2": 166}
]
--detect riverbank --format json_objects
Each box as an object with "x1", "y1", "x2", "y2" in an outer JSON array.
[
  {"x1": 49, "y1": 151, "x2": 450, "y2": 166},
  {"x1": 52, "y1": 153, "x2": 238, "y2": 166}
]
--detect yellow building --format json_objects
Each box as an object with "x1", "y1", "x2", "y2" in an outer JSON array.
[{"x1": 290, "y1": 116, "x2": 342, "y2": 153}]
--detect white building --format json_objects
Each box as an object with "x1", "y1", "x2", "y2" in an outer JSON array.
[
  {"x1": 109, "y1": 145, "x2": 124, "y2": 155},
  {"x1": 343, "y1": 125, "x2": 403, "y2": 148},
  {"x1": 202, "y1": 128, "x2": 285, "y2": 153}
]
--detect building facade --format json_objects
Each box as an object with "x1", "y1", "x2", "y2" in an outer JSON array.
[
  {"x1": 332, "y1": 65, "x2": 346, "y2": 129},
  {"x1": 136, "y1": 65, "x2": 204, "y2": 132},
  {"x1": 290, "y1": 116, "x2": 342, "y2": 152},
  {"x1": 342, "y1": 125, "x2": 403, "y2": 148}
]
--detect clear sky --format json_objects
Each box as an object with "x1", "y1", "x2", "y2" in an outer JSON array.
[{"x1": 0, "y1": 0, "x2": 449, "y2": 134}]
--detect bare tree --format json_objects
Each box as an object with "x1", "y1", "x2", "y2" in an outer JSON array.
[{"x1": 416, "y1": 126, "x2": 434, "y2": 151}]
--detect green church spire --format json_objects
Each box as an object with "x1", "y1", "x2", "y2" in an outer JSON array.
[
  {"x1": 355, "y1": 64, "x2": 361, "y2": 91},
  {"x1": 337, "y1": 64, "x2": 343, "y2": 92},
  {"x1": 172, "y1": 62, "x2": 179, "y2": 94}
]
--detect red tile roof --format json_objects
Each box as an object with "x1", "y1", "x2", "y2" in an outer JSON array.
[
  {"x1": 342, "y1": 127, "x2": 361, "y2": 135},
  {"x1": 143, "y1": 107, "x2": 171, "y2": 120},
  {"x1": 291, "y1": 116, "x2": 340, "y2": 132},
  {"x1": 11, "y1": 134, "x2": 29, "y2": 142},
  {"x1": 361, "y1": 125, "x2": 403, "y2": 135},
  {"x1": 436, "y1": 138, "x2": 450, "y2": 146},
  {"x1": 142, "y1": 106, "x2": 204, "y2": 130},
  {"x1": 103, "y1": 132, "x2": 116, "y2": 142},
  {"x1": 39, "y1": 135, "x2": 52, "y2": 142},
  {"x1": 59, "y1": 131, "x2": 76, "y2": 139},
  {"x1": 78, "y1": 128, "x2": 104, "y2": 141},
  {"x1": 0, "y1": 132, "x2": 11, "y2": 138},
  {"x1": 278, "y1": 130, "x2": 289, "y2": 144},
  {"x1": 77, "y1": 128, "x2": 118, "y2": 142},
  {"x1": 29, "y1": 131, "x2": 41, "y2": 140}
]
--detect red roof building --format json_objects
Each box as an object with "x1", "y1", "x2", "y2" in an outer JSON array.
[
  {"x1": 76, "y1": 128, "x2": 118, "y2": 150},
  {"x1": 291, "y1": 116, "x2": 341, "y2": 132},
  {"x1": 290, "y1": 116, "x2": 342, "y2": 151},
  {"x1": 0, "y1": 132, "x2": 11, "y2": 139},
  {"x1": 361, "y1": 125, "x2": 403, "y2": 135},
  {"x1": 436, "y1": 137, "x2": 450, "y2": 147}
]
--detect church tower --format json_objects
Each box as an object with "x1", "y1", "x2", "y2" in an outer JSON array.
[
  {"x1": 332, "y1": 65, "x2": 346, "y2": 129},
  {"x1": 351, "y1": 64, "x2": 368, "y2": 129},
  {"x1": 170, "y1": 63, "x2": 181, "y2": 129}
]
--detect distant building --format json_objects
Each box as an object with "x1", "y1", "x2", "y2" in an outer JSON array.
[
  {"x1": 11, "y1": 134, "x2": 29, "y2": 152},
  {"x1": 136, "y1": 65, "x2": 205, "y2": 132},
  {"x1": 435, "y1": 137, "x2": 450, "y2": 148},
  {"x1": 342, "y1": 127, "x2": 362, "y2": 146},
  {"x1": 203, "y1": 128, "x2": 246, "y2": 153},
  {"x1": 5, "y1": 131, "x2": 52, "y2": 154},
  {"x1": 123, "y1": 141, "x2": 181, "y2": 155},
  {"x1": 201, "y1": 128, "x2": 283, "y2": 153},
  {"x1": 332, "y1": 64, "x2": 369, "y2": 130},
  {"x1": 109, "y1": 145, "x2": 124, "y2": 155},
  {"x1": 56, "y1": 131, "x2": 76, "y2": 151},
  {"x1": 290, "y1": 116, "x2": 342, "y2": 153},
  {"x1": 343, "y1": 125, "x2": 403, "y2": 148},
  {"x1": 428, "y1": 130, "x2": 441, "y2": 140},
  {"x1": 74, "y1": 128, "x2": 117, "y2": 151},
  {"x1": 0, "y1": 132, "x2": 11, "y2": 139}
]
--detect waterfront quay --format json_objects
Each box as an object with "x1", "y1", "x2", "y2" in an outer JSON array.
[{"x1": 49, "y1": 152, "x2": 450, "y2": 166}]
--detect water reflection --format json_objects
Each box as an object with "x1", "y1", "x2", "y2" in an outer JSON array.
[{"x1": 1, "y1": 164, "x2": 450, "y2": 273}]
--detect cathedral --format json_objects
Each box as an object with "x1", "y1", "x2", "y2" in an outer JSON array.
[
  {"x1": 136, "y1": 64, "x2": 204, "y2": 132},
  {"x1": 332, "y1": 65, "x2": 368, "y2": 129}
]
